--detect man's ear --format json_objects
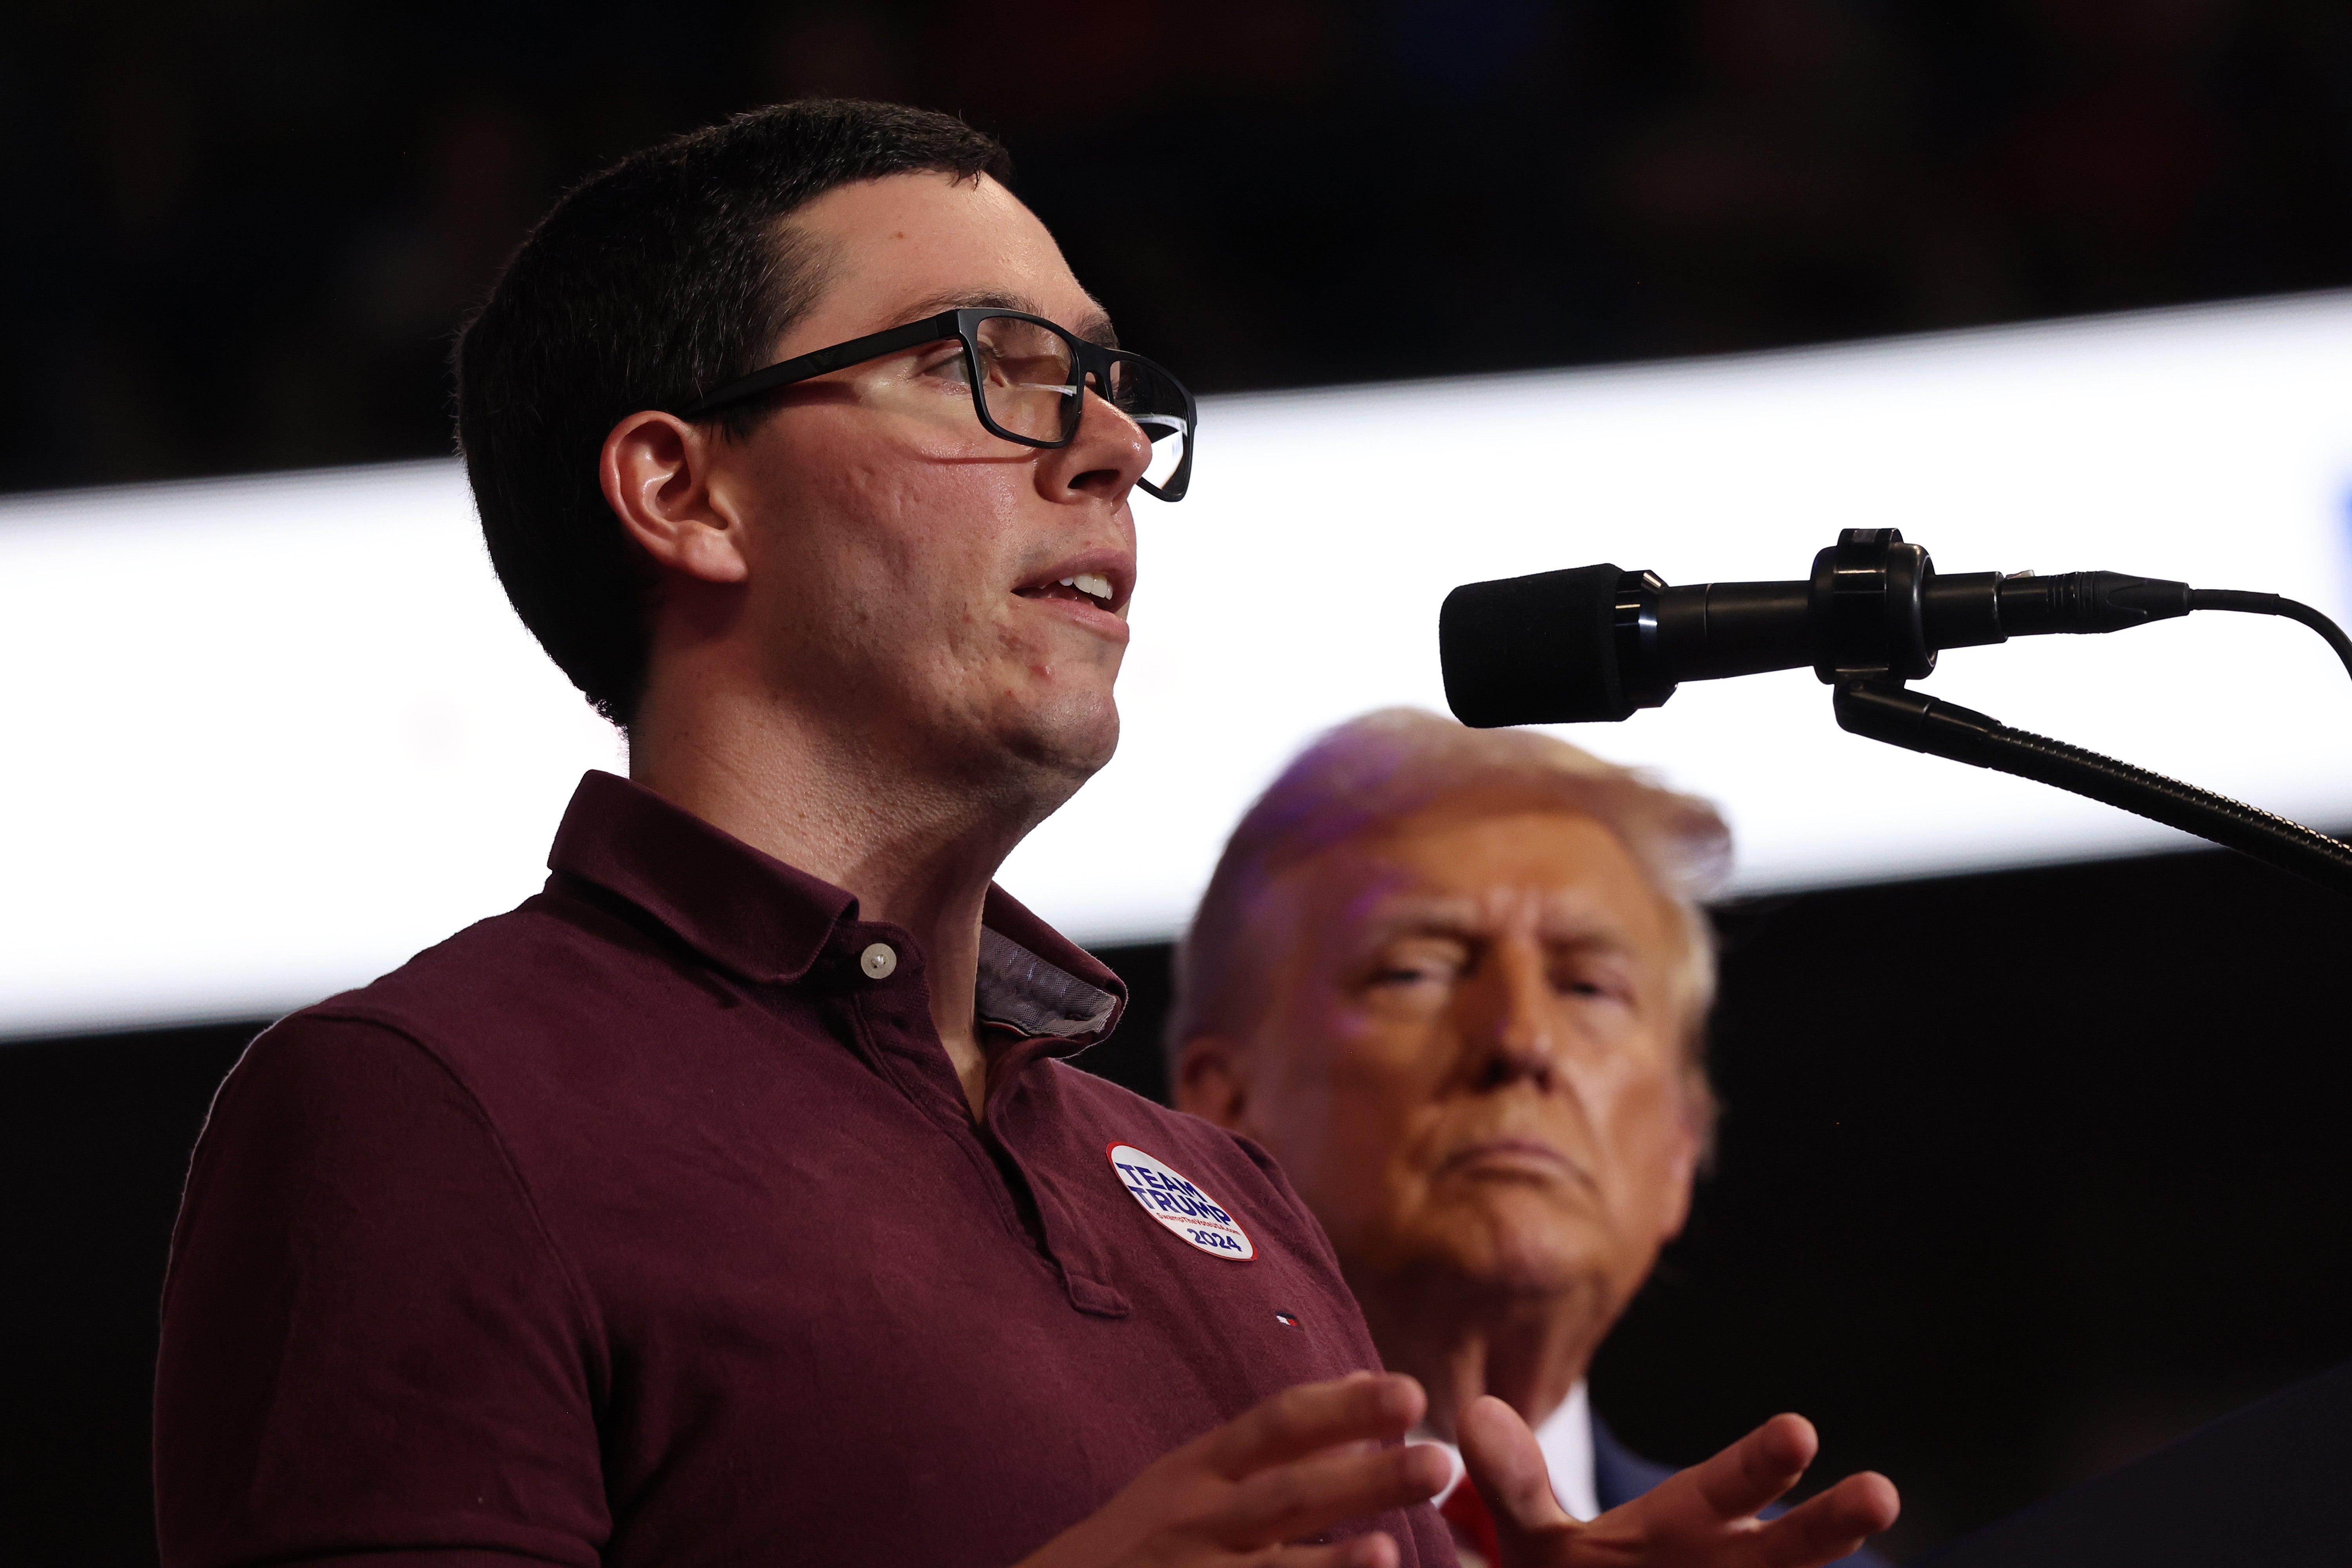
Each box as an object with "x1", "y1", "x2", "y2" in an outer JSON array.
[
  {"x1": 1173, "y1": 1034, "x2": 1252, "y2": 1130},
  {"x1": 600, "y1": 410, "x2": 751, "y2": 585}
]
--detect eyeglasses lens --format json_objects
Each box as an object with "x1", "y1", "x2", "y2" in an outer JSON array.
[
  {"x1": 971, "y1": 314, "x2": 1190, "y2": 496},
  {"x1": 972, "y1": 315, "x2": 1078, "y2": 442},
  {"x1": 1106, "y1": 355, "x2": 1191, "y2": 496}
]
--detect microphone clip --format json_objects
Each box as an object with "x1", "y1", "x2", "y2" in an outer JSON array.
[{"x1": 1812, "y1": 528, "x2": 1938, "y2": 685}]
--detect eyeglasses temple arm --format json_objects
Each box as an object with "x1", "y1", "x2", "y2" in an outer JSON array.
[{"x1": 674, "y1": 312, "x2": 963, "y2": 420}]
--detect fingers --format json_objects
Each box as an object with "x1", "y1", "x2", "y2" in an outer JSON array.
[
  {"x1": 1223, "y1": 1439, "x2": 1452, "y2": 1547},
  {"x1": 1566, "y1": 1412, "x2": 1896, "y2": 1568},
  {"x1": 1457, "y1": 1395, "x2": 1573, "y2": 1538},
  {"x1": 1748, "y1": 1471, "x2": 1902, "y2": 1568},
  {"x1": 1682, "y1": 1412, "x2": 1819, "y2": 1523},
  {"x1": 1020, "y1": 1376, "x2": 1443, "y2": 1568},
  {"x1": 1199, "y1": 1373, "x2": 1429, "y2": 1479}
]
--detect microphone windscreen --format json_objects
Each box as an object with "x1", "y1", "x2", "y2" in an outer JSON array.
[{"x1": 1440, "y1": 565, "x2": 1632, "y2": 727}]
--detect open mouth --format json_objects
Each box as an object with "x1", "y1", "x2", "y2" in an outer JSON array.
[
  {"x1": 1014, "y1": 563, "x2": 1128, "y2": 616},
  {"x1": 1018, "y1": 571, "x2": 1117, "y2": 610}
]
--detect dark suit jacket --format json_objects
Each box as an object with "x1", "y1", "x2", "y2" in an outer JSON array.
[{"x1": 1595, "y1": 1417, "x2": 1892, "y2": 1568}]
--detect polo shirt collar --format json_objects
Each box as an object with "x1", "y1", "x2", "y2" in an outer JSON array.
[
  {"x1": 546, "y1": 771, "x2": 1124, "y2": 1048},
  {"x1": 976, "y1": 907, "x2": 1118, "y2": 1041}
]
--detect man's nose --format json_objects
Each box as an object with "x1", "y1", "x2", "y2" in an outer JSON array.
[
  {"x1": 1039, "y1": 384, "x2": 1152, "y2": 501},
  {"x1": 1464, "y1": 947, "x2": 1559, "y2": 1093}
]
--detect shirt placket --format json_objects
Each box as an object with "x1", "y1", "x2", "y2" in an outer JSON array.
[
  {"x1": 829, "y1": 924, "x2": 1098, "y2": 1301},
  {"x1": 984, "y1": 1043, "x2": 1129, "y2": 1318}
]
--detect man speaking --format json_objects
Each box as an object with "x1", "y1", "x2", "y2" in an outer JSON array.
[{"x1": 154, "y1": 100, "x2": 1896, "y2": 1568}]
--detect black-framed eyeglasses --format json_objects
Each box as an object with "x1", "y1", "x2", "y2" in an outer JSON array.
[{"x1": 675, "y1": 306, "x2": 1196, "y2": 502}]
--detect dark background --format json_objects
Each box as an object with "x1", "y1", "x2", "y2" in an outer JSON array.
[
  {"x1": 8, "y1": 1, "x2": 2352, "y2": 1564},
  {"x1": 11, "y1": 0, "x2": 2352, "y2": 492}
]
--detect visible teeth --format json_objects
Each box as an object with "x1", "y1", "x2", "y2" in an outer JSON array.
[{"x1": 1048, "y1": 572, "x2": 1116, "y2": 604}]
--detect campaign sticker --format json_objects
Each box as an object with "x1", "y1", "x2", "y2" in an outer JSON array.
[{"x1": 1107, "y1": 1143, "x2": 1256, "y2": 1262}]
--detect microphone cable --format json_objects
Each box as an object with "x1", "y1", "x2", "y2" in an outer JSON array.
[{"x1": 2186, "y1": 590, "x2": 2352, "y2": 683}]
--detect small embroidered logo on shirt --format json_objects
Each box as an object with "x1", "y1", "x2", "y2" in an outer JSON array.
[
  {"x1": 1106, "y1": 1142, "x2": 1256, "y2": 1261},
  {"x1": 1274, "y1": 1310, "x2": 1302, "y2": 1329}
]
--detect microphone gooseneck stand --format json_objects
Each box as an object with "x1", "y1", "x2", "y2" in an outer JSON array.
[
  {"x1": 1439, "y1": 528, "x2": 2352, "y2": 897},
  {"x1": 1808, "y1": 530, "x2": 2352, "y2": 897},
  {"x1": 1832, "y1": 678, "x2": 2352, "y2": 895}
]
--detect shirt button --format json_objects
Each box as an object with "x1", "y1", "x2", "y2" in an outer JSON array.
[{"x1": 859, "y1": 942, "x2": 898, "y2": 980}]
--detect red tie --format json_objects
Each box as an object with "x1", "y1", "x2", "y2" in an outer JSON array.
[{"x1": 1439, "y1": 1476, "x2": 1501, "y2": 1566}]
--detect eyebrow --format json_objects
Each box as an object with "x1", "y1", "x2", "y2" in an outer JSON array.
[
  {"x1": 889, "y1": 287, "x2": 1120, "y2": 350},
  {"x1": 1354, "y1": 896, "x2": 1637, "y2": 953}
]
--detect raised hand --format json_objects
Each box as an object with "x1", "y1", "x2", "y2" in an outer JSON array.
[
  {"x1": 1459, "y1": 1396, "x2": 1899, "y2": 1568},
  {"x1": 1018, "y1": 1372, "x2": 1453, "y2": 1568}
]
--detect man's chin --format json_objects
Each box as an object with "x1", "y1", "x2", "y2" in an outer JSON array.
[
  {"x1": 1406, "y1": 1201, "x2": 1613, "y2": 1300},
  {"x1": 1462, "y1": 1244, "x2": 1604, "y2": 1301},
  {"x1": 1001, "y1": 691, "x2": 1120, "y2": 783}
]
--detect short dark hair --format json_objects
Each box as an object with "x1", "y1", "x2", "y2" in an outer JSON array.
[{"x1": 454, "y1": 100, "x2": 1013, "y2": 726}]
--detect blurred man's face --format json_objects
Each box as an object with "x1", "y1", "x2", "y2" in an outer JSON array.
[
  {"x1": 1182, "y1": 793, "x2": 1702, "y2": 1326},
  {"x1": 705, "y1": 172, "x2": 1152, "y2": 796}
]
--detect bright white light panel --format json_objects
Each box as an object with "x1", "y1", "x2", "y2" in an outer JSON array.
[{"x1": 5, "y1": 293, "x2": 2350, "y2": 1037}]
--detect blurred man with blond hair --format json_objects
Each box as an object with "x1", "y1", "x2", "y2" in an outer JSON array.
[{"x1": 1174, "y1": 708, "x2": 1884, "y2": 1567}]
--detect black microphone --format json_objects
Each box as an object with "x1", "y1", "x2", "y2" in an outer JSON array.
[{"x1": 1439, "y1": 528, "x2": 2194, "y2": 727}]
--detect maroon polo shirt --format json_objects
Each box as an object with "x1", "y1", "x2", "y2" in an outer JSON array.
[{"x1": 155, "y1": 771, "x2": 1453, "y2": 1568}]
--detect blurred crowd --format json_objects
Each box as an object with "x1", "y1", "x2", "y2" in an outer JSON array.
[{"x1": 8, "y1": 0, "x2": 2352, "y2": 494}]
